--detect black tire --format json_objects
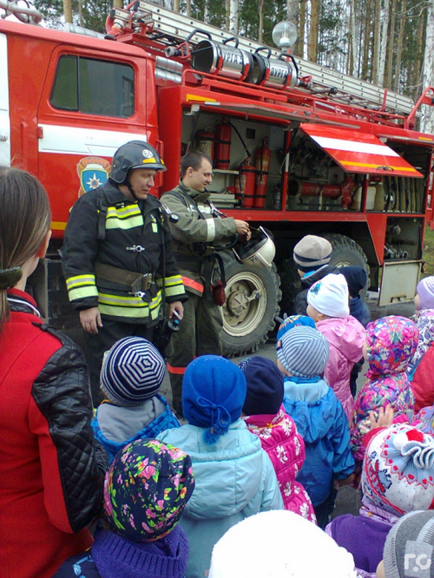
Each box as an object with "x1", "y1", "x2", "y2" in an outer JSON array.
[
  {"x1": 221, "y1": 260, "x2": 282, "y2": 358},
  {"x1": 279, "y1": 234, "x2": 369, "y2": 315}
]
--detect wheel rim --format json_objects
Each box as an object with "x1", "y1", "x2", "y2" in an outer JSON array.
[{"x1": 222, "y1": 271, "x2": 267, "y2": 337}]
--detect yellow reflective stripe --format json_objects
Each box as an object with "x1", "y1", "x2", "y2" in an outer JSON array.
[
  {"x1": 106, "y1": 205, "x2": 141, "y2": 219},
  {"x1": 99, "y1": 303, "x2": 161, "y2": 319},
  {"x1": 66, "y1": 274, "x2": 96, "y2": 289},
  {"x1": 105, "y1": 205, "x2": 144, "y2": 230},
  {"x1": 156, "y1": 275, "x2": 183, "y2": 287},
  {"x1": 165, "y1": 284, "x2": 186, "y2": 298},
  {"x1": 98, "y1": 292, "x2": 162, "y2": 308},
  {"x1": 68, "y1": 286, "x2": 99, "y2": 301},
  {"x1": 105, "y1": 215, "x2": 144, "y2": 230}
]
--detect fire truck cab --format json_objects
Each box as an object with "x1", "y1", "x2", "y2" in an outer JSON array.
[{"x1": 1, "y1": 1, "x2": 434, "y2": 356}]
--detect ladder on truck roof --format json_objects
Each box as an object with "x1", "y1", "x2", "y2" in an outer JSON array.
[{"x1": 140, "y1": 1, "x2": 414, "y2": 116}]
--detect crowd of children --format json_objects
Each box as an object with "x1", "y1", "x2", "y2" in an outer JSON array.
[{"x1": 4, "y1": 200, "x2": 434, "y2": 578}]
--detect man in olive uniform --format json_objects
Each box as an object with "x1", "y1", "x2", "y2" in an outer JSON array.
[
  {"x1": 63, "y1": 141, "x2": 186, "y2": 405},
  {"x1": 161, "y1": 150, "x2": 250, "y2": 416}
]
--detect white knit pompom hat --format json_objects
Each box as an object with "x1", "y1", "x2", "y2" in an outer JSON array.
[{"x1": 209, "y1": 510, "x2": 358, "y2": 578}]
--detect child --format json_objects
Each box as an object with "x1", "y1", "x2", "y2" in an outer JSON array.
[
  {"x1": 92, "y1": 336, "x2": 179, "y2": 461},
  {"x1": 408, "y1": 276, "x2": 434, "y2": 411},
  {"x1": 208, "y1": 510, "x2": 358, "y2": 578},
  {"x1": 307, "y1": 272, "x2": 366, "y2": 422},
  {"x1": 350, "y1": 316, "x2": 418, "y2": 468},
  {"x1": 54, "y1": 438, "x2": 195, "y2": 578},
  {"x1": 292, "y1": 234, "x2": 338, "y2": 315},
  {"x1": 327, "y1": 424, "x2": 434, "y2": 578},
  {"x1": 377, "y1": 510, "x2": 434, "y2": 578},
  {"x1": 341, "y1": 266, "x2": 371, "y2": 397},
  {"x1": 277, "y1": 324, "x2": 355, "y2": 528},
  {"x1": 239, "y1": 355, "x2": 316, "y2": 523},
  {"x1": 157, "y1": 355, "x2": 284, "y2": 578}
]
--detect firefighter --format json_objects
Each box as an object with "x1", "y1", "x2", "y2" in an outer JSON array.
[
  {"x1": 62, "y1": 141, "x2": 186, "y2": 406},
  {"x1": 161, "y1": 150, "x2": 251, "y2": 416}
]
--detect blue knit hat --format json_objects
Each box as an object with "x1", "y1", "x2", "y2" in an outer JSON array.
[
  {"x1": 101, "y1": 337, "x2": 166, "y2": 406},
  {"x1": 238, "y1": 356, "x2": 284, "y2": 416},
  {"x1": 276, "y1": 326, "x2": 330, "y2": 377},
  {"x1": 276, "y1": 315, "x2": 316, "y2": 342},
  {"x1": 182, "y1": 355, "x2": 247, "y2": 444}
]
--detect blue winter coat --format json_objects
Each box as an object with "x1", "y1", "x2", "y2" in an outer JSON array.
[
  {"x1": 92, "y1": 394, "x2": 179, "y2": 462},
  {"x1": 157, "y1": 419, "x2": 284, "y2": 578},
  {"x1": 283, "y1": 378, "x2": 355, "y2": 507}
]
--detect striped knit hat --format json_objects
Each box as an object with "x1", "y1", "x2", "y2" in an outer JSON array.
[
  {"x1": 293, "y1": 235, "x2": 332, "y2": 272},
  {"x1": 276, "y1": 325, "x2": 330, "y2": 377},
  {"x1": 101, "y1": 337, "x2": 166, "y2": 406}
]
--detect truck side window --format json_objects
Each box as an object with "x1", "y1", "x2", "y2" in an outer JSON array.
[{"x1": 50, "y1": 55, "x2": 134, "y2": 118}]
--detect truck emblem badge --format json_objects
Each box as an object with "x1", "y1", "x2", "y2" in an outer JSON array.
[{"x1": 76, "y1": 157, "x2": 112, "y2": 197}]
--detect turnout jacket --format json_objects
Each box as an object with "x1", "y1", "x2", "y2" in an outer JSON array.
[
  {"x1": 0, "y1": 289, "x2": 108, "y2": 578},
  {"x1": 62, "y1": 181, "x2": 186, "y2": 324},
  {"x1": 161, "y1": 182, "x2": 237, "y2": 296}
]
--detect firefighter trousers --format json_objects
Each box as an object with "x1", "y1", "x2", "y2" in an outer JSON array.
[
  {"x1": 166, "y1": 291, "x2": 223, "y2": 415},
  {"x1": 84, "y1": 318, "x2": 154, "y2": 407}
]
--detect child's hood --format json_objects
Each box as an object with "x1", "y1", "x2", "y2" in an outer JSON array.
[
  {"x1": 156, "y1": 420, "x2": 267, "y2": 520},
  {"x1": 365, "y1": 315, "x2": 418, "y2": 377},
  {"x1": 284, "y1": 384, "x2": 341, "y2": 444},
  {"x1": 317, "y1": 315, "x2": 365, "y2": 363}
]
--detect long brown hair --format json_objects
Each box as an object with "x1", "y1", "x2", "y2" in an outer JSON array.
[{"x1": 0, "y1": 167, "x2": 51, "y2": 331}]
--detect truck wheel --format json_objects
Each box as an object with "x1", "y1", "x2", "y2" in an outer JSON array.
[
  {"x1": 326, "y1": 233, "x2": 369, "y2": 275},
  {"x1": 279, "y1": 234, "x2": 369, "y2": 316},
  {"x1": 221, "y1": 261, "x2": 282, "y2": 358}
]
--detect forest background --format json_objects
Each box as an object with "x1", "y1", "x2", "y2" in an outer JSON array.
[{"x1": 35, "y1": 0, "x2": 434, "y2": 130}]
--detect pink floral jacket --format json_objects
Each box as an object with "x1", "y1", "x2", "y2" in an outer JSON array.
[{"x1": 244, "y1": 406, "x2": 316, "y2": 523}]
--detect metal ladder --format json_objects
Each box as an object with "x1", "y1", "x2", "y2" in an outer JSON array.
[{"x1": 140, "y1": 1, "x2": 414, "y2": 116}]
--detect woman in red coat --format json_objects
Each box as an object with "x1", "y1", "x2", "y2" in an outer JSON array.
[{"x1": 0, "y1": 167, "x2": 108, "y2": 578}]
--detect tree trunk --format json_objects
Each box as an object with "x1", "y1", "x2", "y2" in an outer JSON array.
[
  {"x1": 385, "y1": 0, "x2": 396, "y2": 88},
  {"x1": 309, "y1": 0, "x2": 319, "y2": 61},
  {"x1": 362, "y1": 0, "x2": 371, "y2": 79},
  {"x1": 173, "y1": 0, "x2": 180, "y2": 11},
  {"x1": 298, "y1": 0, "x2": 306, "y2": 58},
  {"x1": 420, "y1": 0, "x2": 434, "y2": 134},
  {"x1": 186, "y1": 0, "x2": 191, "y2": 16},
  {"x1": 377, "y1": 0, "x2": 389, "y2": 85},
  {"x1": 63, "y1": 0, "x2": 72, "y2": 23},
  {"x1": 229, "y1": 0, "x2": 239, "y2": 33},
  {"x1": 393, "y1": 0, "x2": 407, "y2": 92},
  {"x1": 412, "y1": 6, "x2": 426, "y2": 99},
  {"x1": 225, "y1": 0, "x2": 230, "y2": 30},
  {"x1": 372, "y1": 0, "x2": 381, "y2": 83},
  {"x1": 347, "y1": 0, "x2": 356, "y2": 75},
  {"x1": 258, "y1": 0, "x2": 265, "y2": 42}
]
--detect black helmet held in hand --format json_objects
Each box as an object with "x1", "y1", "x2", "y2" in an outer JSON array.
[{"x1": 109, "y1": 141, "x2": 167, "y2": 184}]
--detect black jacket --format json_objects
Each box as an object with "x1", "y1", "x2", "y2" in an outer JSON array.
[{"x1": 62, "y1": 181, "x2": 186, "y2": 324}]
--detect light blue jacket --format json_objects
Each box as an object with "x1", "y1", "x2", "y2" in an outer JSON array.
[{"x1": 157, "y1": 419, "x2": 284, "y2": 578}]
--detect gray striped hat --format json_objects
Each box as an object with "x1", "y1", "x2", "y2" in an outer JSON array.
[
  {"x1": 276, "y1": 326, "x2": 329, "y2": 377},
  {"x1": 101, "y1": 337, "x2": 166, "y2": 406}
]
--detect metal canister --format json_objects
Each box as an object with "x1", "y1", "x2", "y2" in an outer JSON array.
[
  {"x1": 264, "y1": 53, "x2": 298, "y2": 89},
  {"x1": 191, "y1": 33, "x2": 252, "y2": 81}
]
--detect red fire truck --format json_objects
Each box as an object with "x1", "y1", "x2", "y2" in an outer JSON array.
[{"x1": 1, "y1": 1, "x2": 434, "y2": 356}]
